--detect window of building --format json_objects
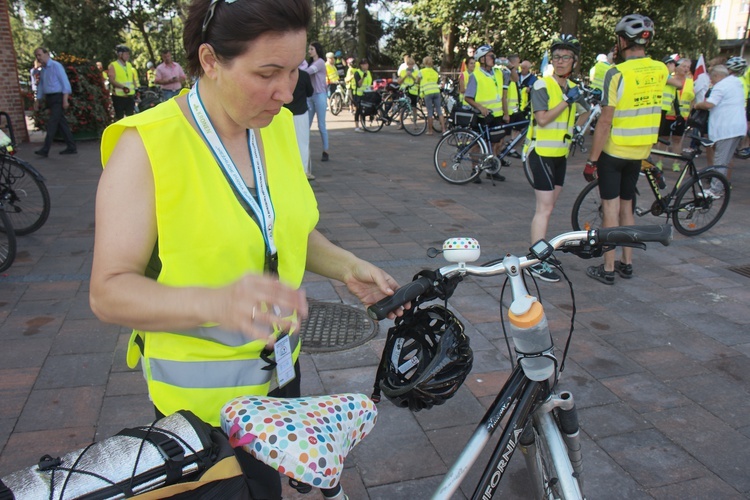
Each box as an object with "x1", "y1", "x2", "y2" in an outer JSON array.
[{"x1": 708, "y1": 5, "x2": 719, "y2": 22}]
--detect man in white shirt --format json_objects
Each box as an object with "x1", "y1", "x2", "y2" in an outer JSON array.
[{"x1": 693, "y1": 64, "x2": 747, "y2": 196}]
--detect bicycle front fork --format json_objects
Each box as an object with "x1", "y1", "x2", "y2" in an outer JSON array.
[{"x1": 519, "y1": 391, "x2": 584, "y2": 499}]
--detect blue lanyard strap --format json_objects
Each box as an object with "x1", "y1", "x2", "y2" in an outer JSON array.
[{"x1": 187, "y1": 81, "x2": 278, "y2": 268}]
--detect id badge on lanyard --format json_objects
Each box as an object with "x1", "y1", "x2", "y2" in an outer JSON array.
[{"x1": 187, "y1": 81, "x2": 279, "y2": 273}]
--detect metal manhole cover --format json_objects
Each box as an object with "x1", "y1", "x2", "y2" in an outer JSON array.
[
  {"x1": 728, "y1": 264, "x2": 750, "y2": 278},
  {"x1": 298, "y1": 301, "x2": 378, "y2": 352}
]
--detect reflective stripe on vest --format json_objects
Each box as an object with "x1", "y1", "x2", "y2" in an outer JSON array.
[
  {"x1": 111, "y1": 60, "x2": 136, "y2": 97},
  {"x1": 507, "y1": 81, "x2": 519, "y2": 113},
  {"x1": 661, "y1": 80, "x2": 676, "y2": 112},
  {"x1": 355, "y1": 70, "x2": 372, "y2": 96},
  {"x1": 527, "y1": 76, "x2": 575, "y2": 156},
  {"x1": 679, "y1": 77, "x2": 694, "y2": 119},
  {"x1": 611, "y1": 58, "x2": 668, "y2": 146},
  {"x1": 420, "y1": 67, "x2": 440, "y2": 96},
  {"x1": 474, "y1": 69, "x2": 503, "y2": 116}
]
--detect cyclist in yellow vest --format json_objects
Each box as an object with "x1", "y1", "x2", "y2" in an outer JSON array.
[
  {"x1": 464, "y1": 44, "x2": 506, "y2": 182},
  {"x1": 108, "y1": 45, "x2": 139, "y2": 119},
  {"x1": 524, "y1": 35, "x2": 587, "y2": 283},
  {"x1": 419, "y1": 56, "x2": 445, "y2": 135},
  {"x1": 324, "y1": 51, "x2": 339, "y2": 96},
  {"x1": 344, "y1": 57, "x2": 357, "y2": 113},
  {"x1": 352, "y1": 58, "x2": 373, "y2": 132},
  {"x1": 398, "y1": 56, "x2": 420, "y2": 107},
  {"x1": 585, "y1": 14, "x2": 668, "y2": 285},
  {"x1": 503, "y1": 54, "x2": 526, "y2": 158},
  {"x1": 91, "y1": 3, "x2": 402, "y2": 497},
  {"x1": 663, "y1": 58, "x2": 694, "y2": 170},
  {"x1": 589, "y1": 52, "x2": 613, "y2": 92},
  {"x1": 146, "y1": 62, "x2": 157, "y2": 90},
  {"x1": 458, "y1": 56, "x2": 476, "y2": 104},
  {"x1": 658, "y1": 54, "x2": 680, "y2": 148}
]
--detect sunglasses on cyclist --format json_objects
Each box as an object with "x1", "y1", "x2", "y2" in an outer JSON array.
[{"x1": 201, "y1": 0, "x2": 239, "y2": 43}]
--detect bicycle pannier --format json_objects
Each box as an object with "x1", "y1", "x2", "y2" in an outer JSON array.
[
  {"x1": 686, "y1": 108, "x2": 708, "y2": 135},
  {"x1": 360, "y1": 91, "x2": 381, "y2": 117},
  {"x1": 450, "y1": 106, "x2": 477, "y2": 129},
  {"x1": 0, "y1": 410, "x2": 250, "y2": 500}
]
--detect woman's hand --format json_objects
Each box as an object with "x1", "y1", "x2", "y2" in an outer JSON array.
[
  {"x1": 214, "y1": 273, "x2": 309, "y2": 346},
  {"x1": 343, "y1": 261, "x2": 406, "y2": 319}
]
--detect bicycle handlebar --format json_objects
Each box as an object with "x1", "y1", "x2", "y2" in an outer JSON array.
[{"x1": 367, "y1": 225, "x2": 672, "y2": 320}]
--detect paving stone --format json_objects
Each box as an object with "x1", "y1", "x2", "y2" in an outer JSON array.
[
  {"x1": 35, "y1": 352, "x2": 112, "y2": 389},
  {"x1": 16, "y1": 386, "x2": 105, "y2": 432},
  {"x1": 568, "y1": 332, "x2": 645, "y2": 379},
  {"x1": 367, "y1": 475, "x2": 449, "y2": 500},
  {"x1": 412, "y1": 386, "x2": 484, "y2": 432},
  {"x1": 644, "y1": 405, "x2": 750, "y2": 492},
  {"x1": 309, "y1": 343, "x2": 380, "y2": 372},
  {"x1": 105, "y1": 370, "x2": 147, "y2": 397},
  {"x1": 0, "y1": 337, "x2": 52, "y2": 369},
  {"x1": 579, "y1": 402, "x2": 652, "y2": 439},
  {"x1": 551, "y1": 359, "x2": 621, "y2": 409},
  {"x1": 626, "y1": 345, "x2": 712, "y2": 381},
  {"x1": 648, "y1": 475, "x2": 746, "y2": 499},
  {"x1": 0, "y1": 367, "x2": 40, "y2": 419},
  {"x1": 601, "y1": 372, "x2": 690, "y2": 414},
  {"x1": 666, "y1": 372, "x2": 750, "y2": 429},
  {"x1": 596, "y1": 428, "x2": 706, "y2": 489},
  {"x1": 50, "y1": 322, "x2": 119, "y2": 355},
  {"x1": 95, "y1": 393, "x2": 157, "y2": 441},
  {"x1": 579, "y1": 432, "x2": 654, "y2": 500},
  {"x1": 703, "y1": 354, "x2": 750, "y2": 393}
]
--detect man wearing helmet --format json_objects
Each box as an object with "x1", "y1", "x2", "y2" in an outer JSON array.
[
  {"x1": 334, "y1": 50, "x2": 346, "y2": 79},
  {"x1": 146, "y1": 61, "x2": 156, "y2": 90},
  {"x1": 108, "y1": 45, "x2": 139, "y2": 119},
  {"x1": 464, "y1": 44, "x2": 506, "y2": 182},
  {"x1": 524, "y1": 35, "x2": 587, "y2": 283},
  {"x1": 584, "y1": 14, "x2": 668, "y2": 285}
]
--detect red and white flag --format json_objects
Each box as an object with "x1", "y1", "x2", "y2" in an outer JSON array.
[{"x1": 693, "y1": 54, "x2": 710, "y2": 101}]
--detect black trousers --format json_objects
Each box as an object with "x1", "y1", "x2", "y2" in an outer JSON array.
[
  {"x1": 41, "y1": 93, "x2": 76, "y2": 154},
  {"x1": 112, "y1": 95, "x2": 136, "y2": 120},
  {"x1": 154, "y1": 361, "x2": 302, "y2": 500}
]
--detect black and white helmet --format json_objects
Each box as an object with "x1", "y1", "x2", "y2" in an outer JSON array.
[
  {"x1": 474, "y1": 45, "x2": 494, "y2": 62},
  {"x1": 615, "y1": 14, "x2": 655, "y2": 46},
  {"x1": 726, "y1": 56, "x2": 748, "y2": 74}
]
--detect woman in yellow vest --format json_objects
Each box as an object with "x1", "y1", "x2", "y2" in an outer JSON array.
[
  {"x1": 90, "y1": 1, "x2": 402, "y2": 497},
  {"x1": 397, "y1": 56, "x2": 421, "y2": 125},
  {"x1": 352, "y1": 58, "x2": 373, "y2": 132},
  {"x1": 524, "y1": 35, "x2": 586, "y2": 282},
  {"x1": 458, "y1": 56, "x2": 475, "y2": 104},
  {"x1": 419, "y1": 56, "x2": 445, "y2": 135}
]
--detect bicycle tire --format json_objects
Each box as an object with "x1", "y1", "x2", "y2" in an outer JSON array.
[
  {"x1": 671, "y1": 170, "x2": 731, "y2": 236},
  {"x1": 524, "y1": 411, "x2": 584, "y2": 499},
  {"x1": 0, "y1": 206, "x2": 17, "y2": 273},
  {"x1": 401, "y1": 106, "x2": 427, "y2": 136},
  {"x1": 360, "y1": 107, "x2": 385, "y2": 132},
  {"x1": 570, "y1": 180, "x2": 601, "y2": 231},
  {"x1": 0, "y1": 155, "x2": 51, "y2": 235},
  {"x1": 433, "y1": 128, "x2": 485, "y2": 184},
  {"x1": 330, "y1": 93, "x2": 343, "y2": 116}
]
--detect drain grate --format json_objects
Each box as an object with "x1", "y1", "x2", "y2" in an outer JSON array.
[
  {"x1": 728, "y1": 264, "x2": 750, "y2": 279},
  {"x1": 298, "y1": 301, "x2": 378, "y2": 353}
]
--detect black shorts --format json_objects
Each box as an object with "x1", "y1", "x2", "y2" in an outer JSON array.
[
  {"x1": 597, "y1": 152, "x2": 641, "y2": 201},
  {"x1": 480, "y1": 115, "x2": 507, "y2": 143},
  {"x1": 527, "y1": 149, "x2": 566, "y2": 191},
  {"x1": 508, "y1": 111, "x2": 528, "y2": 131},
  {"x1": 658, "y1": 110, "x2": 676, "y2": 137}
]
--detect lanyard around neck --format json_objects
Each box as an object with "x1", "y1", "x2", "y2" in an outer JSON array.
[{"x1": 187, "y1": 81, "x2": 278, "y2": 270}]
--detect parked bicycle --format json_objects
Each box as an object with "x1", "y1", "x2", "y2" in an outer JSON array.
[
  {"x1": 136, "y1": 87, "x2": 163, "y2": 113},
  {"x1": 328, "y1": 81, "x2": 353, "y2": 116},
  {"x1": 0, "y1": 198, "x2": 16, "y2": 273},
  {"x1": 433, "y1": 110, "x2": 530, "y2": 184},
  {"x1": 0, "y1": 112, "x2": 51, "y2": 236},
  {"x1": 360, "y1": 84, "x2": 427, "y2": 136},
  {"x1": 571, "y1": 134, "x2": 731, "y2": 236}
]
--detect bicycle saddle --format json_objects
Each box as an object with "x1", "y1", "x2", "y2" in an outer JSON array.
[{"x1": 221, "y1": 393, "x2": 377, "y2": 489}]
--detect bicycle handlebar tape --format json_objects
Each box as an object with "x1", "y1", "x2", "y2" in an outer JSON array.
[
  {"x1": 595, "y1": 225, "x2": 672, "y2": 246},
  {"x1": 367, "y1": 276, "x2": 434, "y2": 320}
]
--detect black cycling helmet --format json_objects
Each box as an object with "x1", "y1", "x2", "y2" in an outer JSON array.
[
  {"x1": 386, "y1": 81, "x2": 400, "y2": 93},
  {"x1": 550, "y1": 34, "x2": 581, "y2": 56},
  {"x1": 374, "y1": 305, "x2": 473, "y2": 412},
  {"x1": 615, "y1": 14, "x2": 655, "y2": 46},
  {"x1": 116, "y1": 45, "x2": 131, "y2": 54}
]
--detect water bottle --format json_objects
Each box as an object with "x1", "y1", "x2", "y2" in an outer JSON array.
[
  {"x1": 508, "y1": 295, "x2": 555, "y2": 381},
  {"x1": 650, "y1": 166, "x2": 666, "y2": 189}
]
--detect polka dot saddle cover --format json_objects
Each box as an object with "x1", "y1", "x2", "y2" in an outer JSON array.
[{"x1": 221, "y1": 393, "x2": 378, "y2": 489}]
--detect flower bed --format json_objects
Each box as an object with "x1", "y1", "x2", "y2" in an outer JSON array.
[{"x1": 32, "y1": 53, "x2": 113, "y2": 138}]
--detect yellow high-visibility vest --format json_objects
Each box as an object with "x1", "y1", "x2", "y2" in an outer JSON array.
[
  {"x1": 472, "y1": 68, "x2": 503, "y2": 117},
  {"x1": 110, "y1": 60, "x2": 137, "y2": 97},
  {"x1": 612, "y1": 58, "x2": 668, "y2": 146},
  {"x1": 526, "y1": 76, "x2": 576, "y2": 157}
]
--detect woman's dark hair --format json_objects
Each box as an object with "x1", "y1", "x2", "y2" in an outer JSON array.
[
  {"x1": 308, "y1": 41, "x2": 324, "y2": 62},
  {"x1": 184, "y1": 0, "x2": 312, "y2": 77}
]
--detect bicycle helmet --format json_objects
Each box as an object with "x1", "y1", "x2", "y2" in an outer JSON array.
[
  {"x1": 662, "y1": 54, "x2": 680, "y2": 65},
  {"x1": 335, "y1": 50, "x2": 342, "y2": 57},
  {"x1": 615, "y1": 14, "x2": 655, "y2": 46},
  {"x1": 386, "y1": 81, "x2": 400, "y2": 93},
  {"x1": 726, "y1": 56, "x2": 748, "y2": 73},
  {"x1": 146, "y1": 61, "x2": 154, "y2": 69},
  {"x1": 550, "y1": 34, "x2": 581, "y2": 56},
  {"x1": 376, "y1": 305, "x2": 473, "y2": 412},
  {"x1": 474, "y1": 45, "x2": 494, "y2": 62},
  {"x1": 115, "y1": 45, "x2": 131, "y2": 54}
]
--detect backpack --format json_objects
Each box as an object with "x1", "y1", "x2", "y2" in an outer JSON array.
[{"x1": 0, "y1": 411, "x2": 250, "y2": 499}]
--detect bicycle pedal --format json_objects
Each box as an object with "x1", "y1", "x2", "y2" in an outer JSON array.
[
  {"x1": 289, "y1": 478, "x2": 313, "y2": 494},
  {"x1": 635, "y1": 207, "x2": 645, "y2": 216}
]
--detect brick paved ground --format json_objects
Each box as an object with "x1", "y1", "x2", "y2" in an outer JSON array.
[{"x1": 1, "y1": 111, "x2": 749, "y2": 499}]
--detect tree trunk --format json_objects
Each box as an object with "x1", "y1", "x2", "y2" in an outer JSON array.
[
  {"x1": 560, "y1": 0, "x2": 579, "y2": 35},
  {"x1": 442, "y1": 23, "x2": 457, "y2": 70},
  {"x1": 357, "y1": 0, "x2": 366, "y2": 59}
]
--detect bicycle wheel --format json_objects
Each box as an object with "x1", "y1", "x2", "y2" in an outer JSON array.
[
  {"x1": 433, "y1": 129, "x2": 486, "y2": 184},
  {"x1": 0, "y1": 155, "x2": 51, "y2": 235},
  {"x1": 0, "y1": 206, "x2": 17, "y2": 273},
  {"x1": 671, "y1": 170, "x2": 731, "y2": 236},
  {"x1": 401, "y1": 106, "x2": 427, "y2": 136},
  {"x1": 330, "y1": 93, "x2": 343, "y2": 116},
  {"x1": 521, "y1": 411, "x2": 584, "y2": 499},
  {"x1": 571, "y1": 180, "x2": 601, "y2": 231},
  {"x1": 360, "y1": 108, "x2": 385, "y2": 132}
]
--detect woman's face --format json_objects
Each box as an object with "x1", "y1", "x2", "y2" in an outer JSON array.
[
  {"x1": 552, "y1": 49, "x2": 574, "y2": 75},
  {"x1": 467, "y1": 59, "x2": 475, "y2": 72},
  {"x1": 308, "y1": 45, "x2": 317, "y2": 59},
  {"x1": 212, "y1": 30, "x2": 306, "y2": 129}
]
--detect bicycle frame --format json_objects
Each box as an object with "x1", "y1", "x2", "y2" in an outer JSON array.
[
  {"x1": 636, "y1": 149, "x2": 698, "y2": 216},
  {"x1": 452, "y1": 119, "x2": 530, "y2": 167}
]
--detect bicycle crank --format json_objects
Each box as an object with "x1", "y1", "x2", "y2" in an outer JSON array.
[{"x1": 481, "y1": 156, "x2": 501, "y2": 175}]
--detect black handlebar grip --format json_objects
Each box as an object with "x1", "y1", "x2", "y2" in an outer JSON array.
[
  {"x1": 595, "y1": 225, "x2": 672, "y2": 246},
  {"x1": 366, "y1": 276, "x2": 434, "y2": 320}
]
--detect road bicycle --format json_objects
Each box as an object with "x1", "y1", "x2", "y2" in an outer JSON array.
[
  {"x1": 571, "y1": 134, "x2": 731, "y2": 236},
  {"x1": 0, "y1": 112, "x2": 51, "y2": 235},
  {"x1": 433, "y1": 111, "x2": 530, "y2": 184},
  {"x1": 136, "y1": 87, "x2": 162, "y2": 113},
  {"x1": 522, "y1": 86, "x2": 601, "y2": 187},
  {"x1": 222, "y1": 225, "x2": 672, "y2": 500},
  {"x1": 360, "y1": 86, "x2": 427, "y2": 136}
]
